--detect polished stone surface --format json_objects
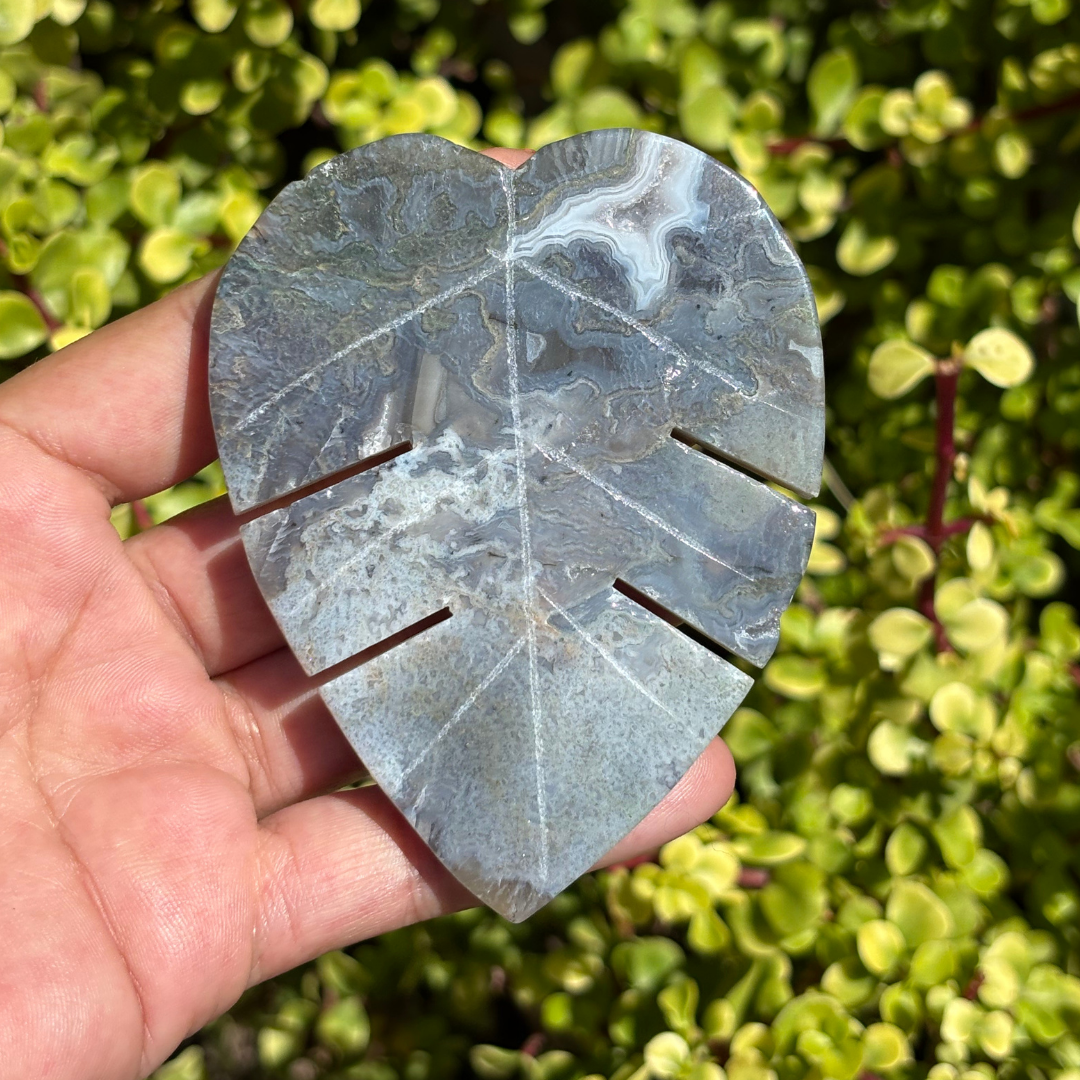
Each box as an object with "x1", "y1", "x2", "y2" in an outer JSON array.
[{"x1": 209, "y1": 130, "x2": 824, "y2": 922}]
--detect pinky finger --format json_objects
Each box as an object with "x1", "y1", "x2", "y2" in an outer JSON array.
[{"x1": 250, "y1": 786, "x2": 473, "y2": 986}]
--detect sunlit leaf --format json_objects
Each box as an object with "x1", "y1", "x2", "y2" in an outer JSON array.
[
  {"x1": 0, "y1": 0, "x2": 35, "y2": 45},
  {"x1": 309, "y1": 0, "x2": 361, "y2": 32},
  {"x1": 837, "y1": 219, "x2": 898, "y2": 276},
  {"x1": 807, "y1": 48, "x2": 859, "y2": 137},
  {"x1": 0, "y1": 290, "x2": 48, "y2": 358},
  {"x1": 964, "y1": 327, "x2": 1035, "y2": 387}
]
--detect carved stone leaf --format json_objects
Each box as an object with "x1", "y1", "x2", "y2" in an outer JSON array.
[{"x1": 209, "y1": 130, "x2": 824, "y2": 922}]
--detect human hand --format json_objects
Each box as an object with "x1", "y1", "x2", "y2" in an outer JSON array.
[{"x1": 0, "y1": 148, "x2": 736, "y2": 1080}]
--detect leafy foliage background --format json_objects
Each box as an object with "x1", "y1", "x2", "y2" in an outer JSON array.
[{"x1": 3, "y1": 0, "x2": 1080, "y2": 1075}]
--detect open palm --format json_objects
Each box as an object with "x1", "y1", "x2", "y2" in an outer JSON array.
[{"x1": 0, "y1": 150, "x2": 736, "y2": 1080}]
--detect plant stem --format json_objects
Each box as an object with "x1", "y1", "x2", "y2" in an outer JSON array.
[
  {"x1": 822, "y1": 456, "x2": 855, "y2": 512},
  {"x1": 737, "y1": 868, "x2": 770, "y2": 889},
  {"x1": 920, "y1": 358, "x2": 962, "y2": 652},
  {"x1": 878, "y1": 517, "x2": 984, "y2": 547},
  {"x1": 926, "y1": 359, "x2": 961, "y2": 553}
]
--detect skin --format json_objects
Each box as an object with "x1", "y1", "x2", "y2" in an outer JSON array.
[{"x1": 0, "y1": 148, "x2": 736, "y2": 1080}]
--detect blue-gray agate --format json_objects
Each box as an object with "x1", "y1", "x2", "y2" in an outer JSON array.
[{"x1": 209, "y1": 129, "x2": 824, "y2": 923}]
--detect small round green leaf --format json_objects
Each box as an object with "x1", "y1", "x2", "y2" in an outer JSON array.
[
  {"x1": 1012, "y1": 550, "x2": 1065, "y2": 597},
  {"x1": 962, "y1": 848, "x2": 1009, "y2": 898},
  {"x1": 469, "y1": 1046, "x2": 520, "y2": 1080},
  {"x1": 993, "y1": 132, "x2": 1032, "y2": 179},
  {"x1": 243, "y1": 0, "x2": 293, "y2": 48},
  {"x1": 807, "y1": 48, "x2": 859, "y2": 137},
  {"x1": 575, "y1": 87, "x2": 640, "y2": 131},
  {"x1": 929, "y1": 682, "x2": 996, "y2": 740},
  {"x1": 931, "y1": 804, "x2": 981, "y2": 869},
  {"x1": 880, "y1": 89, "x2": 916, "y2": 136},
  {"x1": 730, "y1": 831, "x2": 807, "y2": 866},
  {"x1": 942, "y1": 596, "x2": 1009, "y2": 652},
  {"x1": 257, "y1": 1026, "x2": 302, "y2": 1069},
  {"x1": 413, "y1": 76, "x2": 458, "y2": 128},
  {"x1": 138, "y1": 227, "x2": 196, "y2": 284},
  {"x1": 857, "y1": 919, "x2": 907, "y2": 976},
  {"x1": 868, "y1": 720, "x2": 925, "y2": 777},
  {"x1": 678, "y1": 85, "x2": 738, "y2": 152},
  {"x1": 180, "y1": 78, "x2": 227, "y2": 116},
  {"x1": 309, "y1": 0, "x2": 361, "y2": 31},
  {"x1": 0, "y1": 0, "x2": 35, "y2": 45},
  {"x1": 837, "y1": 219, "x2": 898, "y2": 276},
  {"x1": 892, "y1": 534, "x2": 936, "y2": 581},
  {"x1": 764, "y1": 655, "x2": 826, "y2": 699},
  {"x1": 551, "y1": 39, "x2": 595, "y2": 98},
  {"x1": 191, "y1": 0, "x2": 238, "y2": 31},
  {"x1": 150, "y1": 1046, "x2": 204, "y2": 1080},
  {"x1": 130, "y1": 162, "x2": 182, "y2": 228},
  {"x1": 964, "y1": 327, "x2": 1034, "y2": 387},
  {"x1": 69, "y1": 266, "x2": 111, "y2": 328},
  {"x1": 862, "y1": 1023, "x2": 912, "y2": 1070},
  {"x1": 966, "y1": 521, "x2": 994, "y2": 571},
  {"x1": 939, "y1": 998, "x2": 979, "y2": 1043},
  {"x1": 869, "y1": 608, "x2": 933, "y2": 670},
  {"x1": 0, "y1": 291, "x2": 48, "y2": 358},
  {"x1": 687, "y1": 907, "x2": 730, "y2": 954},
  {"x1": 909, "y1": 938, "x2": 959, "y2": 988},
  {"x1": 643, "y1": 1032, "x2": 690, "y2": 1079},
  {"x1": 885, "y1": 822, "x2": 928, "y2": 876},
  {"x1": 979, "y1": 1009, "x2": 1015, "y2": 1060},
  {"x1": 843, "y1": 85, "x2": 887, "y2": 150},
  {"x1": 315, "y1": 995, "x2": 370, "y2": 1057},
  {"x1": 886, "y1": 880, "x2": 954, "y2": 947},
  {"x1": 868, "y1": 339, "x2": 936, "y2": 399}
]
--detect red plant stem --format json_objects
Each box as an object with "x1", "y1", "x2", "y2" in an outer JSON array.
[
  {"x1": 768, "y1": 133, "x2": 849, "y2": 154},
  {"x1": 737, "y1": 867, "x2": 770, "y2": 889},
  {"x1": 878, "y1": 516, "x2": 984, "y2": 547},
  {"x1": 918, "y1": 577, "x2": 947, "y2": 652},
  {"x1": 1003, "y1": 89, "x2": 1080, "y2": 126},
  {"x1": 876, "y1": 360, "x2": 963, "y2": 652},
  {"x1": 520, "y1": 1034, "x2": 545, "y2": 1058},
  {"x1": 17, "y1": 282, "x2": 61, "y2": 332},
  {"x1": 921, "y1": 359, "x2": 962, "y2": 652},
  {"x1": 926, "y1": 360, "x2": 960, "y2": 553}
]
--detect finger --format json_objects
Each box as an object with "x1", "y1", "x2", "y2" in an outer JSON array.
[
  {"x1": 248, "y1": 737, "x2": 734, "y2": 979},
  {"x1": 0, "y1": 273, "x2": 220, "y2": 506},
  {"x1": 250, "y1": 785, "x2": 470, "y2": 984},
  {"x1": 594, "y1": 737, "x2": 736, "y2": 868},
  {"x1": 125, "y1": 495, "x2": 285, "y2": 677},
  {"x1": 481, "y1": 147, "x2": 535, "y2": 168},
  {"x1": 216, "y1": 647, "x2": 365, "y2": 817}
]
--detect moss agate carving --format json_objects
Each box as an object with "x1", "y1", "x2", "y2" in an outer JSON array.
[{"x1": 209, "y1": 129, "x2": 825, "y2": 922}]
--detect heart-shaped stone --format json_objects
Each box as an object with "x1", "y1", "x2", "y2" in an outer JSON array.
[{"x1": 209, "y1": 129, "x2": 823, "y2": 922}]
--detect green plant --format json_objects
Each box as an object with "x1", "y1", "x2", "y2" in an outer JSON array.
[{"x1": 4, "y1": 0, "x2": 1080, "y2": 1077}]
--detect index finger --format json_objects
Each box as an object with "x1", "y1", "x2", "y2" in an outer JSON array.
[{"x1": 0, "y1": 271, "x2": 220, "y2": 506}]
